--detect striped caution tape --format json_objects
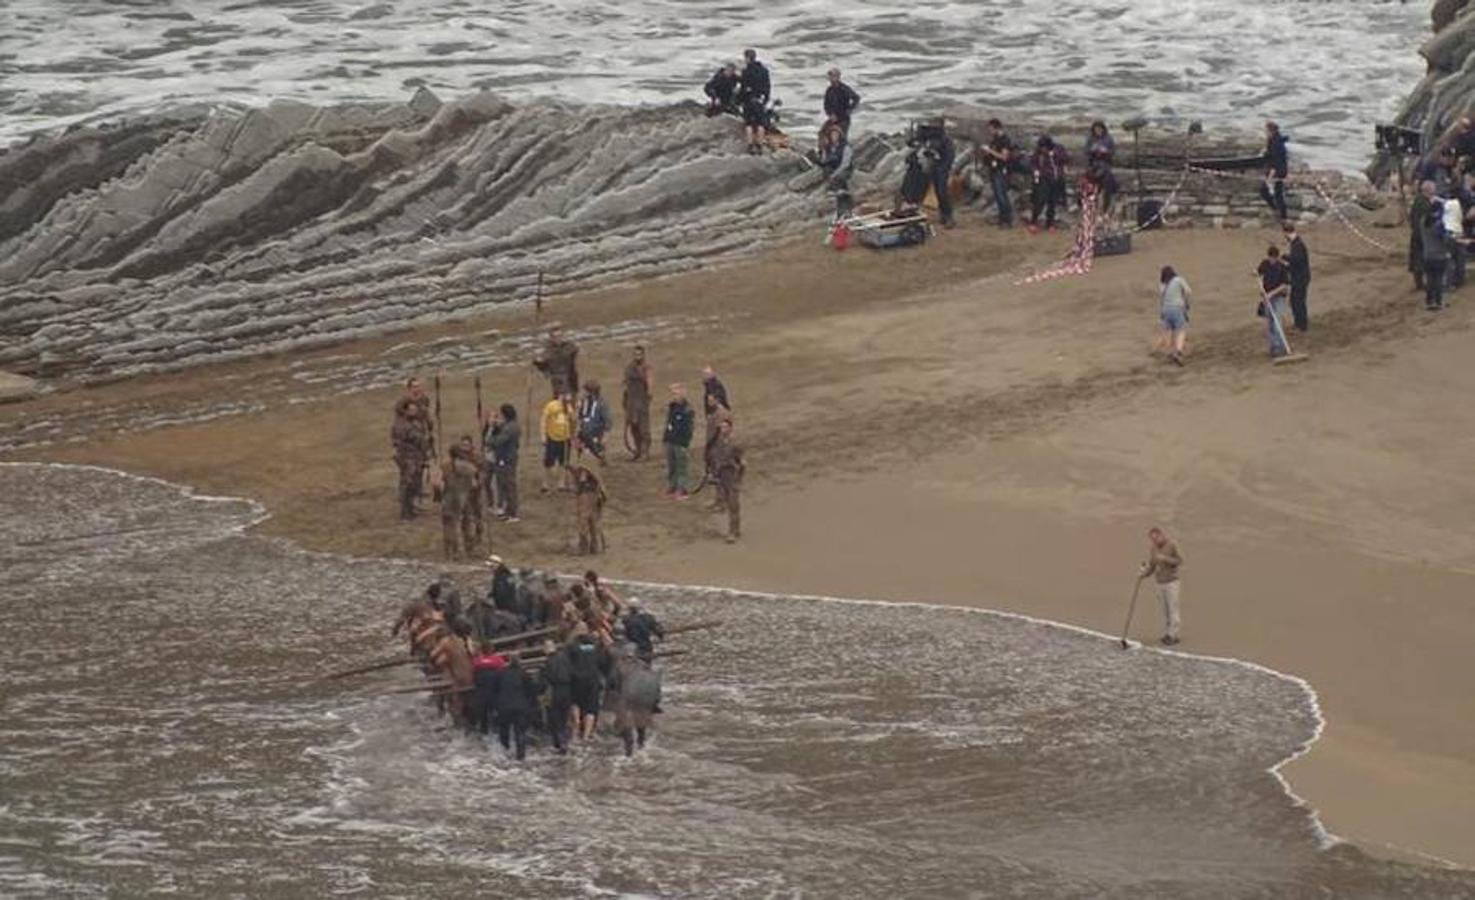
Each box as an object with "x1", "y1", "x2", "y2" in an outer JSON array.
[{"x1": 1017, "y1": 181, "x2": 1102, "y2": 285}]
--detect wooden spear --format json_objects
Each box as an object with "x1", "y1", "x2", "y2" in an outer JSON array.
[{"x1": 319, "y1": 657, "x2": 417, "y2": 680}]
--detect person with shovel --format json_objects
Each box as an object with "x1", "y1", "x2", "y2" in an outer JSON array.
[
  {"x1": 1256, "y1": 245, "x2": 1293, "y2": 358},
  {"x1": 1138, "y1": 527, "x2": 1183, "y2": 646}
]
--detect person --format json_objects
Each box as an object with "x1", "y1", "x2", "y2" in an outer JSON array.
[
  {"x1": 493, "y1": 655, "x2": 536, "y2": 760},
  {"x1": 663, "y1": 383, "x2": 695, "y2": 499},
  {"x1": 584, "y1": 570, "x2": 626, "y2": 619},
  {"x1": 487, "y1": 403, "x2": 520, "y2": 522},
  {"x1": 920, "y1": 119, "x2": 956, "y2": 228},
  {"x1": 574, "y1": 380, "x2": 611, "y2": 465},
  {"x1": 538, "y1": 639, "x2": 573, "y2": 753},
  {"x1": 622, "y1": 597, "x2": 665, "y2": 656},
  {"x1": 611, "y1": 648, "x2": 662, "y2": 757},
  {"x1": 532, "y1": 327, "x2": 580, "y2": 397},
  {"x1": 1256, "y1": 245, "x2": 1293, "y2": 357},
  {"x1": 817, "y1": 123, "x2": 855, "y2": 220},
  {"x1": 822, "y1": 67, "x2": 860, "y2": 133},
  {"x1": 458, "y1": 434, "x2": 486, "y2": 548},
  {"x1": 702, "y1": 394, "x2": 733, "y2": 481},
  {"x1": 1028, "y1": 134, "x2": 1069, "y2": 234},
  {"x1": 703, "y1": 62, "x2": 740, "y2": 116},
  {"x1": 1259, "y1": 121, "x2": 1290, "y2": 221},
  {"x1": 1419, "y1": 181, "x2": 1451, "y2": 311},
  {"x1": 568, "y1": 634, "x2": 607, "y2": 740},
  {"x1": 622, "y1": 345, "x2": 653, "y2": 461},
  {"x1": 540, "y1": 392, "x2": 573, "y2": 493},
  {"x1": 1448, "y1": 115, "x2": 1475, "y2": 164},
  {"x1": 390, "y1": 378, "x2": 434, "y2": 521},
  {"x1": 487, "y1": 554, "x2": 519, "y2": 612},
  {"x1": 1416, "y1": 146, "x2": 1459, "y2": 197},
  {"x1": 571, "y1": 464, "x2": 607, "y2": 555},
  {"x1": 980, "y1": 118, "x2": 1017, "y2": 228},
  {"x1": 709, "y1": 418, "x2": 745, "y2": 542},
  {"x1": 470, "y1": 645, "x2": 508, "y2": 736},
  {"x1": 1083, "y1": 121, "x2": 1118, "y2": 214},
  {"x1": 737, "y1": 48, "x2": 771, "y2": 155},
  {"x1": 1155, "y1": 266, "x2": 1191, "y2": 366},
  {"x1": 701, "y1": 366, "x2": 730, "y2": 416},
  {"x1": 1410, "y1": 179, "x2": 1435, "y2": 292},
  {"x1": 1138, "y1": 526, "x2": 1184, "y2": 645},
  {"x1": 1283, "y1": 223, "x2": 1312, "y2": 333},
  {"x1": 435, "y1": 440, "x2": 481, "y2": 560}
]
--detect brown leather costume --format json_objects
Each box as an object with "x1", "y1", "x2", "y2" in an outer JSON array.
[{"x1": 391, "y1": 396, "x2": 434, "y2": 520}]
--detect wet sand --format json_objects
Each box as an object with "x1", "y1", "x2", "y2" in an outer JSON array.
[{"x1": 11, "y1": 218, "x2": 1475, "y2": 870}]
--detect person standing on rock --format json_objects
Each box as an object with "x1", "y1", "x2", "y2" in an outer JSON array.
[
  {"x1": 541, "y1": 392, "x2": 574, "y2": 493},
  {"x1": 709, "y1": 418, "x2": 745, "y2": 543},
  {"x1": 391, "y1": 378, "x2": 435, "y2": 521},
  {"x1": 1138, "y1": 526, "x2": 1184, "y2": 646},
  {"x1": 1258, "y1": 121, "x2": 1290, "y2": 222},
  {"x1": 533, "y1": 327, "x2": 580, "y2": 398},
  {"x1": 487, "y1": 403, "x2": 520, "y2": 522},
  {"x1": 663, "y1": 384, "x2": 695, "y2": 499},
  {"x1": 622, "y1": 345, "x2": 653, "y2": 461},
  {"x1": 434, "y1": 439, "x2": 481, "y2": 560},
  {"x1": 822, "y1": 67, "x2": 860, "y2": 134},
  {"x1": 1283, "y1": 223, "x2": 1312, "y2": 333},
  {"x1": 737, "y1": 48, "x2": 771, "y2": 154}
]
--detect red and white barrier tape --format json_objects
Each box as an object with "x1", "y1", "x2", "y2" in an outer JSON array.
[{"x1": 1017, "y1": 182, "x2": 1101, "y2": 285}]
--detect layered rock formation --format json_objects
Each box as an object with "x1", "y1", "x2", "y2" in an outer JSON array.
[
  {"x1": 0, "y1": 91, "x2": 839, "y2": 381},
  {"x1": 1374, "y1": 0, "x2": 1475, "y2": 181}
]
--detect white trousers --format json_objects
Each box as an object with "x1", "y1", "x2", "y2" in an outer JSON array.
[{"x1": 1158, "y1": 580, "x2": 1182, "y2": 640}]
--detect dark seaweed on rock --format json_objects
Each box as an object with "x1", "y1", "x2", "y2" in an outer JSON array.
[{"x1": 0, "y1": 91, "x2": 830, "y2": 381}]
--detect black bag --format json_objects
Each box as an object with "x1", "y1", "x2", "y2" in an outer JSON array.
[
  {"x1": 1255, "y1": 301, "x2": 1267, "y2": 318},
  {"x1": 1136, "y1": 200, "x2": 1163, "y2": 230}
]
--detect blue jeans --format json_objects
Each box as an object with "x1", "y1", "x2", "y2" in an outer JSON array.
[
  {"x1": 1265, "y1": 296, "x2": 1289, "y2": 356},
  {"x1": 990, "y1": 169, "x2": 1013, "y2": 226}
]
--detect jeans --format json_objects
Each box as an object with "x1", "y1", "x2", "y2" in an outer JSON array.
[
  {"x1": 1031, "y1": 178, "x2": 1065, "y2": 228},
  {"x1": 495, "y1": 464, "x2": 518, "y2": 517},
  {"x1": 990, "y1": 169, "x2": 1013, "y2": 225},
  {"x1": 1448, "y1": 240, "x2": 1466, "y2": 289},
  {"x1": 1425, "y1": 259, "x2": 1448, "y2": 308},
  {"x1": 1259, "y1": 177, "x2": 1287, "y2": 219},
  {"x1": 1265, "y1": 296, "x2": 1289, "y2": 357},
  {"x1": 496, "y1": 710, "x2": 528, "y2": 760},
  {"x1": 665, "y1": 443, "x2": 689, "y2": 492}
]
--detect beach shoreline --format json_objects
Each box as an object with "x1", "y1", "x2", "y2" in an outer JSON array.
[{"x1": 7, "y1": 217, "x2": 1475, "y2": 871}]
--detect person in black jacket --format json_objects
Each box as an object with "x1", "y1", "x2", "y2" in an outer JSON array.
[
  {"x1": 704, "y1": 63, "x2": 740, "y2": 116},
  {"x1": 485, "y1": 404, "x2": 519, "y2": 522},
  {"x1": 1283, "y1": 223, "x2": 1312, "y2": 332},
  {"x1": 539, "y1": 640, "x2": 574, "y2": 753},
  {"x1": 823, "y1": 68, "x2": 860, "y2": 134},
  {"x1": 663, "y1": 384, "x2": 695, "y2": 499},
  {"x1": 1259, "y1": 121, "x2": 1290, "y2": 221},
  {"x1": 737, "y1": 48, "x2": 771, "y2": 154},
  {"x1": 568, "y1": 635, "x2": 607, "y2": 740},
  {"x1": 493, "y1": 656, "x2": 536, "y2": 759},
  {"x1": 622, "y1": 598, "x2": 666, "y2": 655}
]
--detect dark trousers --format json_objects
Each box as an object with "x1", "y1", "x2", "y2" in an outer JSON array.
[
  {"x1": 929, "y1": 158, "x2": 955, "y2": 225},
  {"x1": 546, "y1": 702, "x2": 570, "y2": 751},
  {"x1": 1425, "y1": 260, "x2": 1448, "y2": 308},
  {"x1": 1031, "y1": 178, "x2": 1065, "y2": 228},
  {"x1": 495, "y1": 464, "x2": 518, "y2": 517},
  {"x1": 621, "y1": 727, "x2": 648, "y2": 757},
  {"x1": 1260, "y1": 178, "x2": 1288, "y2": 220},
  {"x1": 990, "y1": 169, "x2": 1013, "y2": 225},
  {"x1": 1449, "y1": 240, "x2": 1467, "y2": 288},
  {"x1": 1289, "y1": 281, "x2": 1310, "y2": 332},
  {"x1": 497, "y1": 710, "x2": 528, "y2": 759}
]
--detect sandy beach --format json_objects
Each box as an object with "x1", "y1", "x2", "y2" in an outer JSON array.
[{"x1": 9, "y1": 216, "x2": 1475, "y2": 870}]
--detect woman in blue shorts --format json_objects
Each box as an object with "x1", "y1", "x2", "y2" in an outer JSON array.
[{"x1": 1156, "y1": 265, "x2": 1191, "y2": 366}]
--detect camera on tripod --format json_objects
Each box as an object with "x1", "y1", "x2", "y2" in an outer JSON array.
[{"x1": 1375, "y1": 124, "x2": 1423, "y2": 157}]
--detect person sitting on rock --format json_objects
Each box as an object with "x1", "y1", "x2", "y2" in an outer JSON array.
[{"x1": 704, "y1": 62, "x2": 740, "y2": 116}]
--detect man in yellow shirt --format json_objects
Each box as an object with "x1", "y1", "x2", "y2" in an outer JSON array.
[{"x1": 541, "y1": 392, "x2": 574, "y2": 493}]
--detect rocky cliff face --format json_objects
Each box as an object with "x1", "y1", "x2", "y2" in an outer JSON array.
[
  {"x1": 0, "y1": 91, "x2": 835, "y2": 381},
  {"x1": 1375, "y1": 0, "x2": 1475, "y2": 179}
]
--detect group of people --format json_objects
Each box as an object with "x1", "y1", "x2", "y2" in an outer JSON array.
[
  {"x1": 411, "y1": 564, "x2": 669, "y2": 759},
  {"x1": 1152, "y1": 222, "x2": 1312, "y2": 365},
  {"x1": 390, "y1": 328, "x2": 748, "y2": 558},
  {"x1": 1406, "y1": 117, "x2": 1475, "y2": 311}
]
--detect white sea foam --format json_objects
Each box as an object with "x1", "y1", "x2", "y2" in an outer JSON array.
[{"x1": 0, "y1": 0, "x2": 1425, "y2": 171}]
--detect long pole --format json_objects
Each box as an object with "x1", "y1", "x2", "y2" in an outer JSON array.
[
  {"x1": 1120, "y1": 574, "x2": 1145, "y2": 650},
  {"x1": 434, "y1": 373, "x2": 445, "y2": 459}
]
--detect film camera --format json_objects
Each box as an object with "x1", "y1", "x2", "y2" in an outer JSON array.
[{"x1": 1375, "y1": 124, "x2": 1423, "y2": 157}]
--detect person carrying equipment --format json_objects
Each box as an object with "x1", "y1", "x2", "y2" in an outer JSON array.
[
  {"x1": 737, "y1": 48, "x2": 772, "y2": 154},
  {"x1": 704, "y1": 62, "x2": 740, "y2": 116}
]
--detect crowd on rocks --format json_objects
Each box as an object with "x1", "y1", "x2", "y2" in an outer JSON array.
[{"x1": 390, "y1": 328, "x2": 746, "y2": 559}]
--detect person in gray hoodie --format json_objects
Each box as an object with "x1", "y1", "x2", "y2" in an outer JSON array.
[{"x1": 611, "y1": 648, "x2": 663, "y2": 756}]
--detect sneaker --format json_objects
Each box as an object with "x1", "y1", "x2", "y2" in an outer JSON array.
[
  {"x1": 1170, "y1": 352, "x2": 1185, "y2": 367},
  {"x1": 1047, "y1": 225, "x2": 1059, "y2": 233},
  {"x1": 1160, "y1": 635, "x2": 1180, "y2": 646},
  {"x1": 725, "y1": 535, "x2": 738, "y2": 544},
  {"x1": 675, "y1": 491, "x2": 690, "y2": 501},
  {"x1": 504, "y1": 516, "x2": 520, "y2": 524},
  {"x1": 1026, "y1": 224, "x2": 1039, "y2": 235}
]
